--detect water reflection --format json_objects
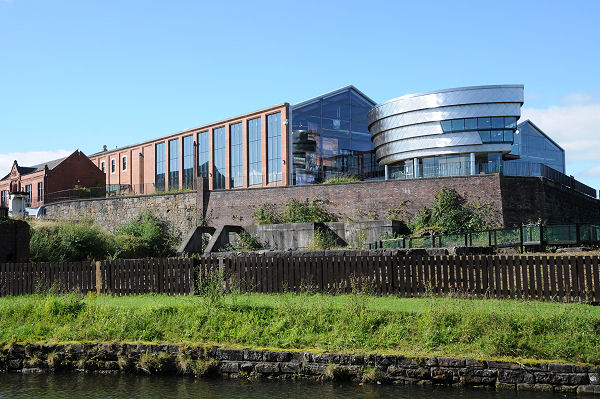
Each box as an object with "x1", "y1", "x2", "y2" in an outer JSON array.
[{"x1": 0, "y1": 373, "x2": 573, "y2": 398}]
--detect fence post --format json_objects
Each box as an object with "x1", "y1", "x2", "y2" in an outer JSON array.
[{"x1": 95, "y1": 261, "x2": 102, "y2": 295}]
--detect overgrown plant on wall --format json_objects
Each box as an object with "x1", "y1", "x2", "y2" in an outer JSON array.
[
  {"x1": 409, "y1": 187, "x2": 491, "y2": 236},
  {"x1": 252, "y1": 199, "x2": 337, "y2": 225},
  {"x1": 29, "y1": 210, "x2": 179, "y2": 262}
]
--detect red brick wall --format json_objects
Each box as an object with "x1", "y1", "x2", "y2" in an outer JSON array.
[
  {"x1": 198, "y1": 174, "x2": 505, "y2": 227},
  {"x1": 47, "y1": 150, "x2": 105, "y2": 195}
]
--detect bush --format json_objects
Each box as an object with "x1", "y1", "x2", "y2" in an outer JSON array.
[
  {"x1": 30, "y1": 219, "x2": 113, "y2": 262},
  {"x1": 323, "y1": 175, "x2": 361, "y2": 184},
  {"x1": 113, "y1": 210, "x2": 178, "y2": 258},
  {"x1": 252, "y1": 199, "x2": 337, "y2": 225}
]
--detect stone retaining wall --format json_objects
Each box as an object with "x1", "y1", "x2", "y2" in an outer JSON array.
[{"x1": 3, "y1": 344, "x2": 599, "y2": 395}]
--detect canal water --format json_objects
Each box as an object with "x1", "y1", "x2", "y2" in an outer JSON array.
[{"x1": 0, "y1": 373, "x2": 574, "y2": 398}]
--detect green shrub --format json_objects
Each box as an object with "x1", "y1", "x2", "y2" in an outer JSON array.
[
  {"x1": 251, "y1": 203, "x2": 281, "y2": 225},
  {"x1": 30, "y1": 219, "x2": 113, "y2": 262},
  {"x1": 323, "y1": 175, "x2": 361, "y2": 184},
  {"x1": 309, "y1": 227, "x2": 339, "y2": 250},
  {"x1": 113, "y1": 210, "x2": 178, "y2": 259}
]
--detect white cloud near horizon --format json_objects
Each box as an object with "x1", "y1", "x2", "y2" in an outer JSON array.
[
  {"x1": 521, "y1": 93, "x2": 600, "y2": 173},
  {"x1": 0, "y1": 150, "x2": 72, "y2": 177}
]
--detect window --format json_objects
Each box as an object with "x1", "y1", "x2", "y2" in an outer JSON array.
[
  {"x1": 440, "y1": 120, "x2": 452, "y2": 132},
  {"x1": 122, "y1": 156, "x2": 127, "y2": 171},
  {"x1": 213, "y1": 127, "x2": 226, "y2": 189},
  {"x1": 248, "y1": 117, "x2": 262, "y2": 186},
  {"x1": 100, "y1": 161, "x2": 105, "y2": 173},
  {"x1": 155, "y1": 142, "x2": 166, "y2": 191},
  {"x1": 267, "y1": 112, "x2": 282, "y2": 183},
  {"x1": 182, "y1": 135, "x2": 194, "y2": 189},
  {"x1": 491, "y1": 117, "x2": 505, "y2": 129},
  {"x1": 197, "y1": 131, "x2": 209, "y2": 178},
  {"x1": 37, "y1": 182, "x2": 43, "y2": 202},
  {"x1": 464, "y1": 118, "x2": 477, "y2": 130},
  {"x1": 451, "y1": 119, "x2": 464, "y2": 131},
  {"x1": 168, "y1": 138, "x2": 179, "y2": 191},
  {"x1": 477, "y1": 117, "x2": 491, "y2": 129},
  {"x1": 1, "y1": 190, "x2": 6, "y2": 207},
  {"x1": 25, "y1": 184, "x2": 32, "y2": 206},
  {"x1": 230, "y1": 122, "x2": 243, "y2": 188},
  {"x1": 110, "y1": 159, "x2": 116, "y2": 174}
]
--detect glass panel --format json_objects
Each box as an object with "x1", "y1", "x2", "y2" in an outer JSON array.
[
  {"x1": 451, "y1": 119, "x2": 464, "y2": 131},
  {"x1": 155, "y1": 142, "x2": 165, "y2": 191},
  {"x1": 37, "y1": 182, "x2": 43, "y2": 202},
  {"x1": 213, "y1": 127, "x2": 226, "y2": 189},
  {"x1": 248, "y1": 118, "x2": 262, "y2": 186},
  {"x1": 464, "y1": 118, "x2": 477, "y2": 130},
  {"x1": 503, "y1": 130, "x2": 514, "y2": 143},
  {"x1": 491, "y1": 117, "x2": 504, "y2": 129},
  {"x1": 504, "y1": 117, "x2": 517, "y2": 128},
  {"x1": 479, "y1": 131, "x2": 491, "y2": 142},
  {"x1": 478, "y1": 117, "x2": 491, "y2": 129},
  {"x1": 168, "y1": 138, "x2": 179, "y2": 191},
  {"x1": 230, "y1": 122, "x2": 243, "y2": 188},
  {"x1": 440, "y1": 120, "x2": 452, "y2": 132},
  {"x1": 197, "y1": 131, "x2": 209, "y2": 179},
  {"x1": 182, "y1": 135, "x2": 194, "y2": 189},
  {"x1": 267, "y1": 112, "x2": 282, "y2": 183},
  {"x1": 491, "y1": 130, "x2": 503, "y2": 143}
]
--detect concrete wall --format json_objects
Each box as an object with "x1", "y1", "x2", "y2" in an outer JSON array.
[{"x1": 0, "y1": 219, "x2": 29, "y2": 262}]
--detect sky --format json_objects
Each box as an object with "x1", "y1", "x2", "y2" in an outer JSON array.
[{"x1": 0, "y1": 0, "x2": 599, "y2": 189}]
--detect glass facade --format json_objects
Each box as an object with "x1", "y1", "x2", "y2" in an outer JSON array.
[
  {"x1": 248, "y1": 117, "x2": 262, "y2": 186},
  {"x1": 155, "y1": 142, "x2": 166, "y2": 191},
  {"x1": 230, "y1": 122, "x2": 243, "y2": 188},
  {"x1": 267, "y1": 113, "x2": 282, "y2": 183},
  {"x1": 168, "y1": 138, "x2": 179, "y2": 191},
  {"x1": 182, "y1": 135, "x2": 194, "y2": 189},
  {"x1": 291, "y1": 87, "x2": 381, "y2": 184},
  {"x1": 508, "y1": 120, "x2": 565, "y2": 173},
  {"x1": 440, "y1": 116, "x2": 517, "y2": 144},
  {"x1": 197, "y1": 131, "x2": 209, "y2": 179},
  {"x1": 213, "y1": 127, "x2": 226, "y2": 189}
]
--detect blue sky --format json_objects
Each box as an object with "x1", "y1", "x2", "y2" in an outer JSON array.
[{"x1": 1, "y1": 0, "x2": 599, "y2": 189}]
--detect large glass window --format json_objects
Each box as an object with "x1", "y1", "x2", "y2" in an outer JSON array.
[
  {"x1": 37, "y1": 182, "x2": 43, "y2": 202},
  {"x1": 155, "y1": 142, "x2": 166, "y2": 191},
  {"x1": 290, "y1": 88, "x2": 382, "y2": 185},
  {"x1": 182, "y1": 135, "x2": 194, "y2": 189},
  {"x1": 248, "y1": 117, "x2": 262, "y2": 186},
  {"x1": 230, "y1": 123, "x2": 243, "y2": 188},
  {"x1": 508, "y1": 121, "x2": 565, "y2": 173},
  {"x1": 267, "y1": 112, "x2": 282, "y2": 183},
  {"x1": 213, "y1": 127, "x2": 226, "y2": 189},
  {"x1": 1, "y1": 190, "x2": 7, "y2": 207},
  {"x1": 168, "y1": 138, "x2": 179, "y2": 191},
  {"x1": 197, "y1": 131, "x2": 209, "y2": 179}
]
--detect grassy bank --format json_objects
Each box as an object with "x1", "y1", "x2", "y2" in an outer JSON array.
[{"x1": 0, "y1": 293, "x2": 599, "y2": 365}]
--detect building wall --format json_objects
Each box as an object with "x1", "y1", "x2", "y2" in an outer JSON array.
[
  {"x1": 500, "y1": 176, "x2": 600, "y2": 226},
  {"x1": 0, "y1": 219, "x2": 29, "y2": 262},
  {"x1": 47, "y1": 150, "x2": 106, "y2": 194},
  {"x1": 89, "y1": 104, "x2": 290, "y2": 192}
]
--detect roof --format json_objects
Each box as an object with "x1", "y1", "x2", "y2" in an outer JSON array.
[
  {"x1": 517, "y1": 119, "x2": 565, "y2": 151},
  {"x1": 291, "y1": 85, "x2": 377, "y2": 109},
  {"x1": 375, "y1": 84, "x2": 525, "y2": 108},
  {"x1": 0, "y1": 155, "x2": 68, "y2": 181}
]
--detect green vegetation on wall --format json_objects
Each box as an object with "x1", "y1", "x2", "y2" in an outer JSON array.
[
  {"x1": 30, "y1": 211, "x2": 179, "y2": 262},
  {"x1": 252, "y1": 198, "x2": 337, "y2": 225}
]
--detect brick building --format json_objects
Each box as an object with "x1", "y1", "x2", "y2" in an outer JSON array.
[{"x1": 0, "y1": 150, "x2": 105, "y2": 210}]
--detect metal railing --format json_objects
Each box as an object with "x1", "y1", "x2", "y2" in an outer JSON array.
[{"x1": 370, "y1": 223, "x2": 600, "y2": 251}]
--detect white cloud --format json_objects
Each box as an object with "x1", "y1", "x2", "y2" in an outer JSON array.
[
  {"x1": 521, "y1": 102, "x2": 600, "y2": 164},
  {"x1": 581, "y1": 165, "x2": 600, "y2": 178},
  {"x1": 0, "y1": 150, "x2": 72, "y2": 177}
]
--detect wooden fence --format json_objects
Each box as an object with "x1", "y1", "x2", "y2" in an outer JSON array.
[{"x1": 1, "y1": 255, "x2": 599, "y2": 302}]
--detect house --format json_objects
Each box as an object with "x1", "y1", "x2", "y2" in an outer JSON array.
[{"x1": 0, "y1": 150, "x2": 105, "y2": 213}]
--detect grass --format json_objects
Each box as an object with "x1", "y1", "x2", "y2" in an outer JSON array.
[{"x1": 0, "y1": 293, "x2": 599, "y2": 365}]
